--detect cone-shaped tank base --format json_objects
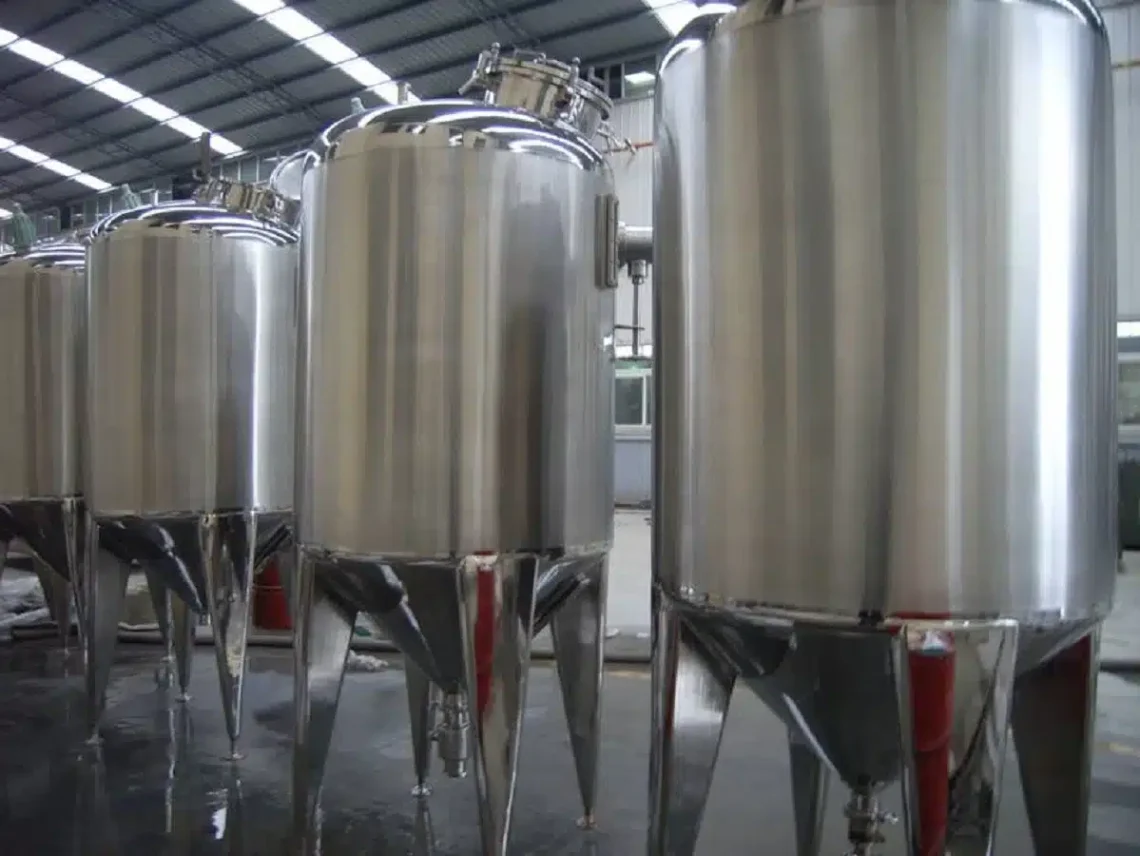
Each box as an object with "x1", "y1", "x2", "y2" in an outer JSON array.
[
  {"x1": 82, "y1": 531, "x2": 131, "y2": 743},
  {"x1": 647, "y1": 597, "x2": 736, "y2": 856},
  {"x1": 404, "y1": 555, "x2": 608, "y2": 824},
  {"x1": 406, "y1": 660, "x2": 438, "y2": 796},
  {"x1": 0, "y1": 497, "x2": 85, "y2": 654},
  {"x1": 1012, "y1": 629, "x2": 1101, "y2": 856},
  {"x1": 143, "y1": 565, "x2": 176, "y2": 687},
  {"x1": 33, "y1": 556, "x2": 75, "y2": 652},
  {"x1": 549, "y1": 556, "x2": 607, "y2": 827},
  {"x1": 293, "y1": 546, "x2": 588, "y2": 856},
  {"x1": 647, "y1": 591, "x2": 1101, "y2": 855},
  {"x1": 0, "y1": 496, "x2": 83, "y2": 584},
  {"x1": 84, "y1": 510, "x2": 290, "y2": 745},
  {"x1": 788, "y1": 731, "x2": 829, "y2": 856}
]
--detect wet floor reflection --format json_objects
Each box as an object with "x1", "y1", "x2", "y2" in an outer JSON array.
[
  {"x1": 0, "y1": 643, "x2": 623, "y2": 855},
  {"x1": 2, "y1": 642, "x2": 1138, "y2": 854}
]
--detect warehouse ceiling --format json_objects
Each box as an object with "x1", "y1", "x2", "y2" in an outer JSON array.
[{"x1": 0, "y1": 0, "x2": 674, "y2": 214}]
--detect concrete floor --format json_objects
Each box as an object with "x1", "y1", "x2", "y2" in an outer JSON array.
[
  {"x1": 0, "y1": 643, "x2": 1139, "y2": 854},
  {"x1": 2, "y1": 516, "x2": 1140, "y2": 853}
]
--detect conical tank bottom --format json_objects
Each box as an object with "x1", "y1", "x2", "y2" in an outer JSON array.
[
  {"x1": 0, "y1": 496, "x2": 83, "y2": 582},
  {"x1": 294, "y1": 549, "x2": 546, "y2": 856},
  {"x1": 86, "y1": 509, "x2": 291, "y2": 749},
  {"x1": 96, "y1": 511, "x2": 289, "y2": 614}
]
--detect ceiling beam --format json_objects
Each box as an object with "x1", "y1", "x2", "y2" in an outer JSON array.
[
  {"x1": 0, "y1": 0, "x2": 205, "y2": 94},
  {"x1": 99, "y1": 0, "x2": 324, "y2": 123},
  {"x1": 0, "y1": 2, "x2": 654, "y2": 168},
  {"x1": 7, "y1": 32, "x2": 666, "y2": 202},
  {"x1": 0, "y1": 0, "x2": 563, "y2": 148}
]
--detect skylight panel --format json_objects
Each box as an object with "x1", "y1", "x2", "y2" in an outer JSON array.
[
  {"x1": 225, "y1": 1, "x2": 417, "y2": 105},
  {"x1": 640, "y1": 0, "x2": 700, "y2": 36},
  {"x1": 0, "y1": 25, "x2": 246, "y2": 190}
]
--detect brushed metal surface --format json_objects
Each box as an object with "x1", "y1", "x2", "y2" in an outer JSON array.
[
  {"x1": 654, "y1": 0, "x2": 1117, "y2": 620},
  {"x1": 86, "y1": 210, "x2": 298, "y2": 516},
  {"x1": 0, "y1": 245, "x2": 85, "y2": 499},
  {"x1": 297, "y1": 104, "x2": 617, "y2": 556}
]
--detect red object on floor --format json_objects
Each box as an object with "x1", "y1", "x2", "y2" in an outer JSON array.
[
  {"x1": 253, "y1": 560, "x2": 292, "y2": 631},
  {"x1": 897, "y1": 614, "x2": 954, "y2": 856}
]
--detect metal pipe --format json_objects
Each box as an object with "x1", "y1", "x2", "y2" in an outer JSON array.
[
  {"x1": 618, "y1": 223, "x2": 652, "y2": 265},
  {"x1": 197, "y1": 133, "x2": 212, "y2": 179},
  {"x1": 632, "y1": 270, "x2": 641, "y2": 355}
]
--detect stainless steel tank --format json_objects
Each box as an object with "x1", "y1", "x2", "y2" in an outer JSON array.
[
  {"x1": 0, "y1": 240, "x2": 86, "y2": 650},
  {"x1": 291, "y1": 45, "x2": 619, "y2": 855},
  {"x1": 83, "y1": 180, "x2": 299, "y2": 750},
  {"x1": 651, "y1": 2, "x2": 1116, "y2": 855}
]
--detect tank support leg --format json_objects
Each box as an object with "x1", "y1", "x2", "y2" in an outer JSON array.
[
  {"x1": 170, "y1": 593, "x2": 195, "y2": 701},
  {"x1": 789, "y1": 730, "x2": 829, "y2": 856},
  {"x1": 34, "y1": 556, "x2": 73, "y2": 653},
  {"x1": 406, "y1": 660, "x2": 437, "y2": 796},
  {"x1": 64, "y1": 498, "x2": 85, "y2": 655},
  {"x1": 292, "y1": 549, "x2": 357, "y2": 851},
  {"x1": 200, "y1": 511, "x2": 259, "y2": 759},
  {"x1": 550, "y1": 555, "x2": 607, "y2": 828},
  {"x1": 144, "y1": 566, "x2": 174, "y2": 687},
  {"x1": 647, "y1": 595, "x2": 736, "y2": 856},
  {"x1": 457, "y1": 554, "x2": 539, "y2": 856},
  {"x1": 894, "y1": 619, "x2": 1018, "y2": 856},
  {"x1": 1011, "y1": 628, "x2": 1100, "y2": 856},
  {"x1": 83, "y1": 517, "x2": 131, "y2": 743}
]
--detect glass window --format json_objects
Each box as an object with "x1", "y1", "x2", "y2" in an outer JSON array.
[
  {"x1": 615, "y1": 376, "x2": 644, "y2": 426},
  {"x1": 1121, "y1": 361, "x2": 1140, "y2": 425}
]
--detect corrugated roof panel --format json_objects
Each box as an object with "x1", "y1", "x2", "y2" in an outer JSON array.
[
  {"x1": 335, "y1": 0, "x2": 478, "y2": 54},
  {"x1": 0, "y1": 108, "x2": 58, "y2": 142},
  {"x1": 4, "y1": 68, "x2": 85, "y2": 104},
  {"x1": 233, "y1": 114, "x2": 319, "y2": 150},
  {"x1": 154, "y1": 74, "x2": 255, "y2": 117},
  {"x1": 31, "y1": 10, "x2": 133, "y2": 55},
  {"x1": 240, "y1": 44, "x2": 330, "y2": 82},
  {"x1": 0, "y1": 1, "x2": 89, "y2": 33},
  {"x1": 74, "y1": 32, "x2": 166, "y2": 73},
  {"x1": 77, "y1": 161, "x2": 139, "y2": 187},
  {"x1": 35, "y1": 146, "x2": 110, "y2": 173},
  {"x1": 515, "y1": 0, "x2": 654, "y2": 35},
  {"x1": 68, "y1": 104, "x2": 157, "y2": 140},
  {"x1": 0, "y1": 151, "x2": 35, "y2": 175},
  {"x1": 206, "y1": 18, "x2": 296, "y2": 57},
  {"x1": 0, "y1": 51, "x2": 43, "y2": 84},
  {"x1": 405, "y1": 67, "x2": 471, "y2": 99},
  {"x1": 278, "y1": 67, "x2": 362, "y2": 105},
  {"x1": 104, "y1": 123, "x2": 189, "y2": 154},
  {"x1": 114, "y1": 51, "x2": 224, "y2": 95},
  {"x1": 377, "y1": 26, "x2": 494, "y2": 80},
  {"x1": 541, "y1": 23, "x2": 665, "y2": 66},
  {"x1": 16, "y1": 131, "x2": 125, "y2": 164},
  {"x1": 161, "y1": 0, "x2": 258, "y2": 38},
  {"x1": 191, "y1": 96, "x2": 281, "y2": 132}
]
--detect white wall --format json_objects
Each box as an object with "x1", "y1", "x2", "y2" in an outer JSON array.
[
  {"x1": 608, "y1": 97, "x2": 655, "y2": 354},
  {"x1": 1107, "y1": 6, "x2": 1140, "y2": 318}
]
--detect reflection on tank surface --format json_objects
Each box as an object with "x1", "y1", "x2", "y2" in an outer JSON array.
[{"x1": 650, "y1": 2, "x2": 1116, "y2": 854}]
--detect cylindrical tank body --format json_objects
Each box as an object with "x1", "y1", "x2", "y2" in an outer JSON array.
[
  {"x1": 296, "y1": 102, "x2": 617, "y2": 557},
  {"x1": 655, "y1": 0, "x2": 1117, "y2": 622},
  {"x1": 85, "y1": 183, "x2": 299, "y2": 517},
  {"x1": 0, "y1": 242, "x2": 86, "y2": 501}
]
